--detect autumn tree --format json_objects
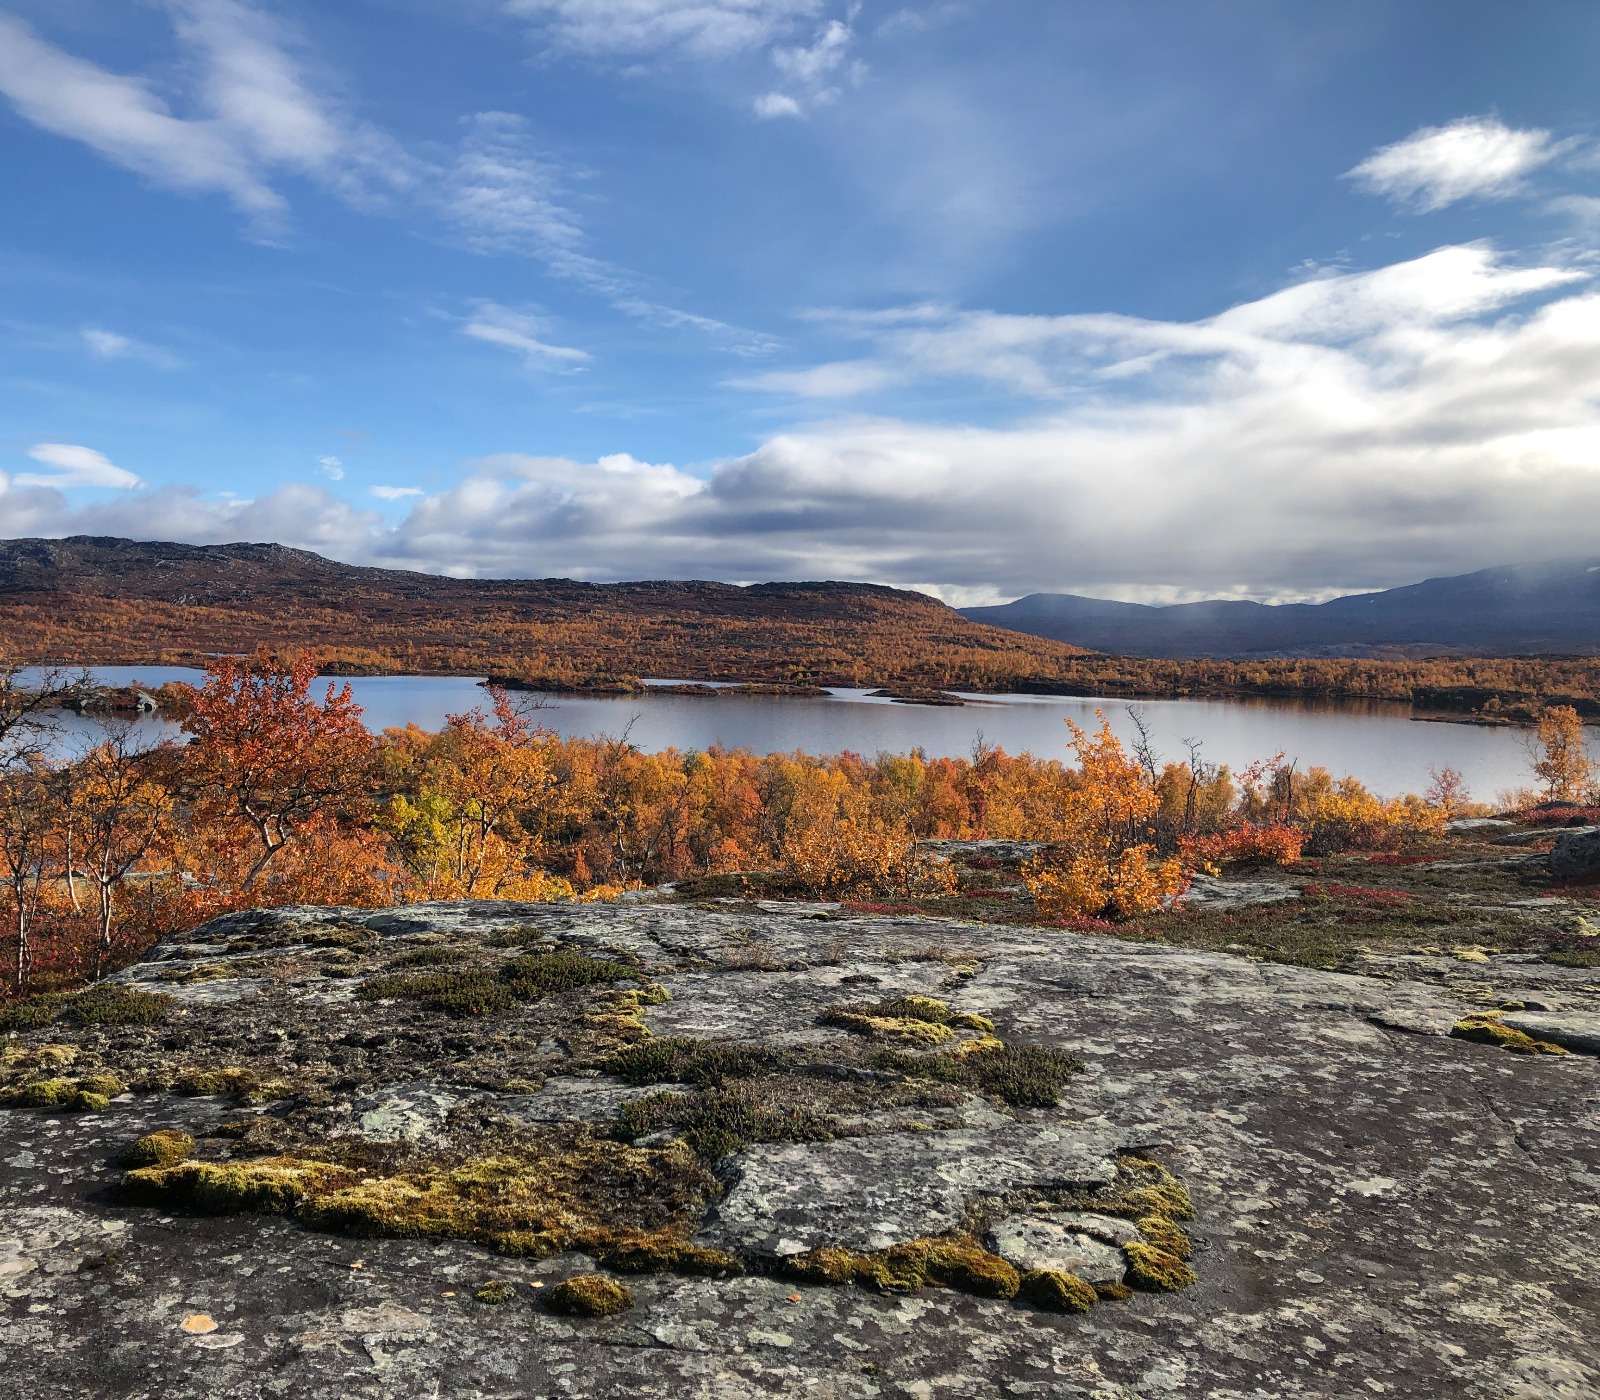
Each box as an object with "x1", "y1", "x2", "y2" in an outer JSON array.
[
  {"x1": 180, "y1": 651, "x2": 375, "y2": 893},
  {"x1": 386, "y1": 690, "x2": 571, "y2": 899},
  {"x1": 1023, "y1": 715, "x2": 1185, "y2": 920},
  {"x1": 0, "y1": 760, "x2": 56, "y2": 991},
  {"x1": 1530, "y1": 705, "x2": 1595, "y2": 803},
  {"x1": 68, "y1": 730, "x2": 177, "y2": 977}
]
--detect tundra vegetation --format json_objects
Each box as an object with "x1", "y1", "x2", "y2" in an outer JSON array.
[{"x1": 0, "y1": 652, "x2": 1594, "y2": 997}]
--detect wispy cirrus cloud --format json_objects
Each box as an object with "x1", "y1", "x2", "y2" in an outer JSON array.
[
  {"x1": 461, "y1": 300, "x2": 592, "y2": 369},
  {"x1": 0, "y1": 2, "x2": 414, "y2": 236},
  {"x1": 80, "y1": 327, "x2": 184, "y2": 369},
  {"x1": 503, "y1": 0, "x2": 823, "y2": 59},
  {"x1": 0, "y1": 9, "x2": 756, "y2": 350},
  {"x1": 1346, "y1": 116, "x2": 1567, "y2": 212}
]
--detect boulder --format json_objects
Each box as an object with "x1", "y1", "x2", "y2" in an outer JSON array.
[{"x1": 1548, "y1": 826, "x2": 1600, "y2": 879}]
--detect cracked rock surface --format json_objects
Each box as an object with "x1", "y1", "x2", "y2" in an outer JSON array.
[{"x1": 1, "y1": 889, "x2": 1598, "y2": 1399}]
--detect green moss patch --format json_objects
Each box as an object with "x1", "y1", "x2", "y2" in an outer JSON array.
[
  {"x1": 820, "y1": 995, "x2": 993, "y2": 1046},
  {"x1": 618, "y1": 1083, "x2": 835, "y2": 1159},
  {"x1": 117, "y1": 1129, "x2": 197, "y2": 1169},
  {"x1": 1018, "y1": 1268, "x2": 1098, "y2": 1312},
  {"x1": 871, "y1": 1039, "x2": 1083, "y2": 1108},
  {"x1": 0, "y1": 985, "x2": 171, "y2": 1032},
  {"x1": 602, "y1": 1036, "x2": 792, "y2": 1087},
  {"x1": 1450, "y1": 1013, "x2": 1570, "y2": 1056},
  {"x1": 543, "y1": 1274, "x2": 634, "y2": 1317},
  {"x1": 358, "y1": 951, "x2": 638, "y2": 1018}
]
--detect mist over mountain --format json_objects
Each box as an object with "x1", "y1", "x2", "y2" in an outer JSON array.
[{"x1": 961, "y1": 561, "x2": 1600, "y2": 659}]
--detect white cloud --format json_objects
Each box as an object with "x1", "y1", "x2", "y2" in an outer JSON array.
[
  {"x1": 80, "y1": 327, "x2": 182, "y2": 369},
  {"x1": 318, "y1": 455, "x2": 346, "y2": 480},
  {"x1": 753, "y1": 92, "x2": 803, "y2": 120},
  {"x1": 728, "y1": 358, "x2": 899, "y2": 395},
  {"x1": 503, "y1": 0, "x2": 822, "y2": 59},
  {"x1": 12, "y1": 242, "x2": 1600, "y2": 601},
  {"x1": 371, "y1": 485, "x2": 425, "y2": 500},
  {"x1": 0, "y1": 3, "x2": 414, "y2": 235},
  {"x1": 17, "y1": 444, "x2": 143, "y2": 490},
  {"x1": 771, "y1": 17, "x2": 850, "y2": 83},
  {"x1": 462, "y1": 301, "x2": 592, "y2": 369},
  {"x1": 1347, "y1": 116, "x2": 1564, "y2": 212},
  {"x1": 749, "y1": 246, "x2": 1582, "y2": 398}
]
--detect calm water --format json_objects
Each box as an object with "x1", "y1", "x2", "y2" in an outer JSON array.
[{"x1": 41, "y1": 666, "x2": 1544, "y2": 804}]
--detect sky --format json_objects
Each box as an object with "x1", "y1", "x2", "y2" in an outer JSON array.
[{"x1": 3, "y1": 2, "x2": 1600, "y2": 605}]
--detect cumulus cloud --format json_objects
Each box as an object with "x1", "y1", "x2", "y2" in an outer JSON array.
[
  {"x1": 462, "y1": 301, "x2": 591, "y2": 369},
  {"x1": 371, "y1": 485, "x2": 425, "y2": 500},
  {"x1": 1347, "y1": 116, "x2": 1564, "y2": 212},
  {"x1": 318, "y1": 455, "x2": 345, "y2": 480},
  {"x1": 11, "y1": 243, "x2": 1600, "y2": 601},
  {"x1": 753, "y1": 92, "x2": 803, "y2": 119},
  {"x1": 0, "y1": 3, "x2": 413, "y2": 235},
  {"x1": 17, "y1": 444, "x2": 143, "y2": 490}
]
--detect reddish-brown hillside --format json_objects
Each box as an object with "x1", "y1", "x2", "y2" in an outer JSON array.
[{"x1": 0, "y1": 536, "x2": 1092, "y2": 690}]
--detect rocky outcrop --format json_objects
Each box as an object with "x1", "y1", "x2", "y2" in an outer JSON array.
[{"x1": 1, "y1": 893, "x2": 1598, "y2": 1399}]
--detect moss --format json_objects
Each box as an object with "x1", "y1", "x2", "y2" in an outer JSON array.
[
  {"x1": 122, "y1": 1158, "x2": 344, "y2": 1215},
  {"x1": 543, "y1": 1274, "x2": 634, "y2": 1317},
  {"x1": 473, "y1": 1279, "x2": 516, "y2": 1304},
  {"x1": 1543, "y1": 950, "x2": 1600, "y2": 968},
  {"x1": 618, "y1": 1084, "x2": 834, "y2": 1159},
  {"x1": 586, "y1": 1233, "x2": 742, "y2": 1277},
  {"x1": 389, "y1": 947, "x2": 467, "y2": 968},
  {"x1": 120, "y1": 1132, "x2": 720, "y2": 1271},
  {"x1": 0, "y1": 994, "x2": 63, "y2": 1032},
  {"x1": 1135, "y1": 1213, "x2": 1192, "y2": 1259},
  {"x1": 603, "y1": 1037, "x2": 792, "y2": 1088},
  {"x1": 118, "y1": 1130, "x2": 197, "y2": 1169},
  {"x1": 358, "y1": 951, "x2": 638, "y2": 1018},
  {"x1": 76, "y1": 1073, "x2": 126, "y2": 1098},
  {"x1": 1122, "y1": 1241, "x2": 1198, "y2": 1292},
  {"x1": 1450, "y1": 1014, "x2": 1570, "y2": 1056},
  {"x1": 870, "y1": 1041, "x2": 1083, "y2": 1108},
  {"x1": 1018, "y1": 1268, "x2": 1098, "y2": 1313},
  {"x1": 7, "y1": 1078, "x2": 78, "y2": 1107},
  {"x1": 64, "y1": 986, "x2": 172, "y2": 1026},
  {"x1": 70, "y1": 1091, "x2": 111, "y2": 1112},
  {"x1": 820, "y1": 995, "x2": 992, "y2": 1045},
  {"x1": 784, "y1": 1236, "x2": 1018, "y2": 1300},
  {"x1": 174, "y1": 1067, "x2": 293, "y2": 1102},
  {"x1": 822, "y1": 1010, "x2": 954, "y2": 1046}
]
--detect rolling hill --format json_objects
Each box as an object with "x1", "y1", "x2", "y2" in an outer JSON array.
[{"x1": 0, "y1": 535, "x2": 1092, "y2": 691}]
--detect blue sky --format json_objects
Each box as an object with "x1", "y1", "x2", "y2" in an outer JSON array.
[{"x1": 3, "y1": 1, "x2": 1600, "y2": 602}]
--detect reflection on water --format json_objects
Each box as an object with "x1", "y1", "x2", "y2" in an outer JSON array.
[{"x1": 42, "y1": 666, "x2": 1540, "y2": 803}]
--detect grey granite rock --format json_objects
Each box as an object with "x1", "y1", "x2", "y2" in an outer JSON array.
[
  {"x1": 1548, "y1": 826, "x2": 1600, "y2": 879},
  {"x1": 985, "y1": 1215, "x2": 1128, "y2": 1283},
  {"x1": 1, "y1": 895, "x2": 1597, "y2": 1398}
]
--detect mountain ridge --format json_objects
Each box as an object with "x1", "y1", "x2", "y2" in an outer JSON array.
[{"x1": 961, "y1": 560, "x2": 1600, "y2": 658}]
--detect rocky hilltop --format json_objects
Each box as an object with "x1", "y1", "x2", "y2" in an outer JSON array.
[{"x1": 2, "y1": 845, "x2": 1598, "y2": 1399}]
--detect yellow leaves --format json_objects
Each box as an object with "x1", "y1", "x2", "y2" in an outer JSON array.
[{"x1": 1022, "y1": 715, "x2": 1184, "y2": 921}]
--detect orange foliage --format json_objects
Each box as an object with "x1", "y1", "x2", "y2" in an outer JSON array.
[{"x1": 1, "y1": 657, "x2": 1469, "y2": 997}]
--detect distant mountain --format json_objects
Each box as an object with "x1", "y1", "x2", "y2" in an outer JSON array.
[
  {"x1": 0, "y1": 535, "x2": 1092, "y2": 688},
  {"x1": 961, "y1": 561, "x2": 1600, "y2": 658}
]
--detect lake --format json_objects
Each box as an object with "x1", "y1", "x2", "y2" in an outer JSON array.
[{"x1": 40, "y1": 666, "x2": 1545, "y2": 805}]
